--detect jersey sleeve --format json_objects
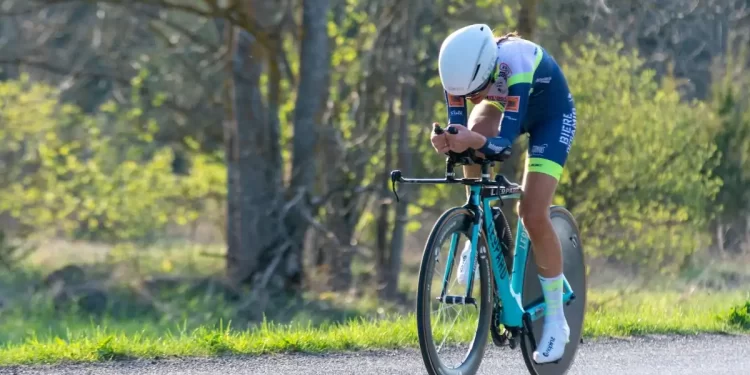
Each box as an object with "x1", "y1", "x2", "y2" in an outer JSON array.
[
  {"x1": 482, "y1": 44, "x2": 542, "y2": 143},
  {"x1": 496, "y1": 82, "x2": 531, "y2": 142},
  {"x1": 444, "y1": 91, "x2": 467, "y2": 126}
]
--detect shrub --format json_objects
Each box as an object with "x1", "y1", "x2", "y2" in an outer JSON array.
[{"x1": 557, "y1": 36, "x2": 721, "y2": 273}]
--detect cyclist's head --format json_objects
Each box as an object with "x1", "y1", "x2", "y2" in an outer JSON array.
[{"x1": 438, "y1": 24, "x2": 498, "y2": 99}]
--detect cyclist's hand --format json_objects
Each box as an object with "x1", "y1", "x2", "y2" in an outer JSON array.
[
  {"x1": 431, "y1": 122, "x2": 450, "y2": 154},
  {"x1": 446, "y1": 124, "x2": 485, "y2": 153}
]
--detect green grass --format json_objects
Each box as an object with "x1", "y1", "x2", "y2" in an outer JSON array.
[
  {"x1": 1, "y1": 290, "x2": 748, "y2": 366},
  {"x1": 2, "y1": 241, "x2": 749, "y2": 365},
  {"x1": 585, "y1": 290, "x2": 749, "y2": 336}
]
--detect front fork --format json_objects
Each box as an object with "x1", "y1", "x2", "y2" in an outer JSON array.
[{"x1": 439, "y1": 187, "x2": 483, "y2": 305}]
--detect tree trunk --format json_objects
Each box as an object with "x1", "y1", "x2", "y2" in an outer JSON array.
[
  {"x1": 328, "y1": 184, "x2": 357, "y2": 291},
  {"x1": 715, "y1": 217, "x2": 725, "y2": 255},
  {"x1": 224, "y1": 21, "x2": 284, "y2": 286},
  {"x1": 267, "y1": 32, "x2": 283, "y2": 177},
  {"x1": 517, "y1": 0, "x2": 539, "y2": 38},
  {"x1": 376, "y1": 101, "x2": 395, "y2": 292},
  {"x1": 287, "y1": 0, "x2": 331, "y2": 288},
  {"x1": 744, "y1": 215, "x2": 750, "y2": 255},
  {"x1": 385, "y1": 2, "x2": 419, "y2": 299},
  {"x1": 311, "y1": 1, "x2": 343, "y2": 279},
  {"x1": 224, "y1": 27, "x2": 259, "y2": 285}
]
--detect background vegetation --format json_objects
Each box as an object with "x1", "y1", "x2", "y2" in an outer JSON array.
[{"x1": 0, "y1": 0, "x2": 749, "y2": 364}]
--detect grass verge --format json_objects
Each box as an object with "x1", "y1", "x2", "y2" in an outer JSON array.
[{"x1": 1, "y1": 290, "x2": 748, "y2": 365}]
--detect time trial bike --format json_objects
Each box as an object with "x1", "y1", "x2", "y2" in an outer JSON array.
[{"x1": 389, "y1": 125, "x2": 587, "y2": 375}]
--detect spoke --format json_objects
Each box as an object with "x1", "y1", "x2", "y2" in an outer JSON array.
[
  {"x1": 433, "y1": 303, "x2": 457, "y2": 316},
  {"x1": 430, "y1": 234, "x2": 477, "y2": 365},
  {"x1": 437, "y1": 307, "x2": 463, "y2": 353}
]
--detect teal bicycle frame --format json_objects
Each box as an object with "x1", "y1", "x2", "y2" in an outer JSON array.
[
  {"x1": 448, "y1": 182, "x2": 575, "y2": 328},
  {"x1": 390, "y1": 125, "x2": 577, "y2": 331}
]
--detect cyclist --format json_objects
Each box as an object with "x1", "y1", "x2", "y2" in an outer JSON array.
[{"x1": 431, "y1": 24, "x2": 577, "y2": 364}]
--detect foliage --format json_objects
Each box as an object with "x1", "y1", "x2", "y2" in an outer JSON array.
[
  {"x1": 558, "y1": 36, "x2": 722, "y2": 273},
  {"x1": 706, "y1": 45, "x2": 750, "y2": 234},
  {"x1": 723, "y1": 301, "x2": 750, "y2": 330},
  {"x1": 0, "y1": 75, "x2": 225, "y2": 243},
  {"x1": 0, "y1": 0, "x2": 748, "y2": 290},
  {"x1": 0, "y1": 230, "x2": 36, "y2": 270}
]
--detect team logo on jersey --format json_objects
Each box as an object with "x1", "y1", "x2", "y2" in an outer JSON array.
[
  {"x1": 447, "y1": 95, "x2": 465, "y2": 107},
  {"x1": 494, "y1": 79, "x2": 509, "y2": 98},
  {"x1": 531, "y1": 144, "x2": 548, "y2": 155},
  {"x1": 498, "y1": 63, "x2": 512, "y2": 80},
  {"x1": 505, "y1": 96, "x2": 520, "y2": 112}
]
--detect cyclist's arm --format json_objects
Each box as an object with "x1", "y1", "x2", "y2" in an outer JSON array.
[
  {"x1": 486, "y1": 81, "x2": 531, "y2": 143},
  {"x1": 443, "y1": 90, "x2": 520, "y2": 157},
  {"x1": 445, "y1": 91, "x2": 468, "y2": 126},
  {"x1": 467, "y1": 101, "x2": 512, "y2": 155}
]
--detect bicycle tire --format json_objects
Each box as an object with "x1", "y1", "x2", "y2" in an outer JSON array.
[
  {"x1": 416, "y1": 207, "x2": 492, "y2": 375},
  {"x1": 520, "y1": 206, "x2": 588, "y2": 375}
]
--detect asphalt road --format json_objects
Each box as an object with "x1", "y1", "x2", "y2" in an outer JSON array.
[{"x1": 2, "y1": 334, "x2": 748, "y2": 375}]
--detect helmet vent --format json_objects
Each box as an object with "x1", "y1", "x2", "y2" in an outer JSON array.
[{"x1": 471, "y1": 64, "x2": 481, "y2": 81}]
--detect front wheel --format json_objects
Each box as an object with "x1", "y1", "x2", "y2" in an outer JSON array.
[
  {"x1": 416, "y1": 207, "x2": 492, "y2": 375},
  {"x1": 520, "y1": 206, "x2": 588, "y2": 375}
]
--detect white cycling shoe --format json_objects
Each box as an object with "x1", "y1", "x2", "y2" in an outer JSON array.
[
  {"x1": 455, "y1": 241, "x2": 479, "y2": 285},
  {"x1": 533, "y1": 320, "x2": 570, "y2": 364}
]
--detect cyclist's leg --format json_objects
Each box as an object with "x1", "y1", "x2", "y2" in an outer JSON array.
[
  {"x1": 521, "y1": 93, "x2": 576, "y2": 275},
  {"x1": 523, "y1": 95, "x2": 577, "y2": 363},
  {"x1": 519, "y1": 171, "x2": 562, "y2": 277}
]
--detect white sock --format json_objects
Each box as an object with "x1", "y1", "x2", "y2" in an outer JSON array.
[
  {"x1": 539, "y1": 274, "x2": 565, "y2": 324},
  {"x1": 533, "y1": 273, "x2": 570, "y2": 364}
]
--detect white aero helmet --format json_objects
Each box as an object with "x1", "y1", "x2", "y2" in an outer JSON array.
[{"x1": 438, "y1": 24, "x2": 498, "y2": 97}]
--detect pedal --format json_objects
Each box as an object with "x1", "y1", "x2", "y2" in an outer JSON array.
[
  {"x1": 565, "y1": 293, "x2": 576, "y2": 306},
  {"x1": 508, "y1": 333, "x2": 519, "y2": 349}
]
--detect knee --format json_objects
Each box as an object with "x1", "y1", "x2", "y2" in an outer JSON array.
[{"x1": 519, "y1": 200, "x2": 549, "y2": 235}]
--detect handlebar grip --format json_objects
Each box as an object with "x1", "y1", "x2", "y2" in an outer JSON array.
[
  {"x1": 434, "y1": 124, "x2": 470, "y2": 163},
  {"x1": 390, "y1": 169, "x2": 402, "y2": 182}
]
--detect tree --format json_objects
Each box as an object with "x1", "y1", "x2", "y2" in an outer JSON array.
[
  {"x1": 707, "y1": 44, "x2": 750, "y2": 255},
  {"x1": 222, "y1": 0, "x2": 331, "y2": 291},
  {"x1": 286, "y1": 0, "x2": 331, "y2": 287},
  {"x1": 558, "y1": 36, "x2": 721, "y2": 274}
]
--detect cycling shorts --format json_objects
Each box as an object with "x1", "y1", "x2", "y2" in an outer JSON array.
[{"x1": 519, "y1": 51, "x2": 576, "y2": 181}]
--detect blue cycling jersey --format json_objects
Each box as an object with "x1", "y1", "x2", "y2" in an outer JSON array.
[{"x1": 443, "y1": 37, "x2": 577, "y2": 180}]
